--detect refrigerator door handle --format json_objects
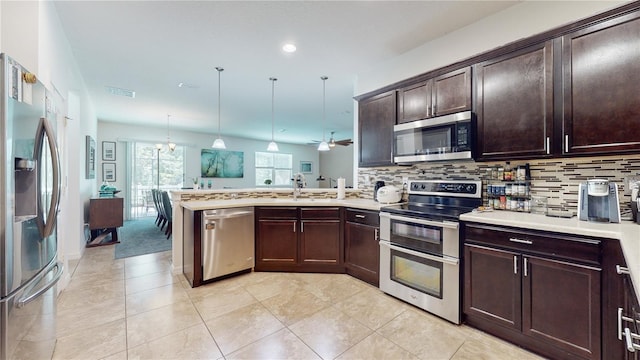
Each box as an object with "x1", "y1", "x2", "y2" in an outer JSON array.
[
  {"x1": 34, "y1": 117, "x2": 61, "y2": 238},
  {"x1": 17, "y1": 261, "x2": 63, "y2": 308}
]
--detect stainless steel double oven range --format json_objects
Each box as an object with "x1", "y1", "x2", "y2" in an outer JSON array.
[{"x1": 379, "y1": 180, "x2": 482, "y2": 324}]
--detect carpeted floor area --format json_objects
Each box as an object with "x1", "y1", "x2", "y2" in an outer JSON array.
[{"x1": 114, "y1": 216, "x2": 172, "y2": 259}]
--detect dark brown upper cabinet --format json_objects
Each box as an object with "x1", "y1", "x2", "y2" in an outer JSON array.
[
  {"x1": 562, "y1": 11, "x2": 640, "y2": 156},
  {"x1": 358, "y1": 90, "x2": 396, "y2": 167},
  {"x1": 398, "y1": 67, "x2": 471, "y2": 124},
  {"x1": 474, "y1": 41, "x2": 554, "y2": 160},
  {"x1": 433, "y1": 67, "x2": 472, "y2": 116}
]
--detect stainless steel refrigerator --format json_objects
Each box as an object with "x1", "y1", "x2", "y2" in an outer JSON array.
[{"x1": 0, "y1": 54, "x2": 63, "y2": 360}]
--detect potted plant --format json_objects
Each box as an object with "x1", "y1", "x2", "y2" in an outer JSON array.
[
  {"x1": 264, "y1": 179, "x2": 272, "y2": 187},
  {"x1": 192, "y1": 177, "x2": 199, "y2": 190}
]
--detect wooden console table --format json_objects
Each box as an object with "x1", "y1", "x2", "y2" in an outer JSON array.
[{"x1": 88, "y1": 197, "x2": 123, "y2": 247}]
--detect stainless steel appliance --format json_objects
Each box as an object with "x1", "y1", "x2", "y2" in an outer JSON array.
[
  {"x1": 379, "y1": 180, "x2": 482, "y2": 324},
  {"x1": 202, "y1": 207, "x2": 255, "y2": 281},
  {"x1": 0, "y1": 54, "x2": 63, "y2": 360},
  {"x1": 394, "y1": 111, "x2": 474, "y2": 163},
  {"x1": 578, "y1": 179, "x2": 621, "y2": 223}
]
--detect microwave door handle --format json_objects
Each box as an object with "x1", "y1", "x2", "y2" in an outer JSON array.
[{"x1": 33, "y1": 117, "x2": 61, "y2": 238}]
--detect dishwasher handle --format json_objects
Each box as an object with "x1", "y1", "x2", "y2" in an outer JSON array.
[{"x1": 203, "y1": 210, "x2": 253, "y2": 220}]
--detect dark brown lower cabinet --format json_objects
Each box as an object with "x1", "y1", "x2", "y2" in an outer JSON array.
[
  {"x1": 255, "y1": 207, "x2": 343, "y2": 273},
  {"x1": 344, "y1": 208, "x2": 380, "y2": 286},
  {"x1": 464, "y1": 223, "x2": 602, "y2": 360}
]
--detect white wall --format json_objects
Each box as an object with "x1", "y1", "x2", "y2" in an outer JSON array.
[
  {"x1": 356, "y1": 1, "x2": 628, "y2": 96},
  {"x1": 1, "y1": 0, "x2": 99, "y2": 275},
  {"x1": 318, "y1": 145, "x2": 354, "y2": 188},
  {"x1": 97, "y1": 121, "x2": 323, "y2": 191}
]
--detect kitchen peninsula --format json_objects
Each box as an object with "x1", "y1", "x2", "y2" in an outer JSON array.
[{"x1": 169, "y1": 188, "x2": 383, "y2": 276}]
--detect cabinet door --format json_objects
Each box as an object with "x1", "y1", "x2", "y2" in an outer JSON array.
[
  {"x1": 256, "y1": 219, "x2": 297, "y2": 265},
  {"x1": 433, "y1": 67, "x2": 471, "y2": 116},
  {"x1": 300, "y1": 220, "x2": 341, "y2": 265},
  {"x1": 475, "y1": 42, "x2": 553, "y2": 160},
  {"x1": 464, "y1": 244, "x2": 522, "y2": 331},
  {"x1": 345, "y1": 221, "x2": 379, "y2": 286},
  {"x1": 358, "y1": 91, "x2": 396, "y2": 167},
  {"x1": 562, "y1": 12, "x2": 640, "y2": 155},
  {"x1": 523, "y1": 256, "x2": 601, "y2": 360},
  {"x1": 398, "y1": 81, "x2": 432, "y2": 123}
]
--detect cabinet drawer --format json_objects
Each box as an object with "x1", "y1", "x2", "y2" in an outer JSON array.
[
  {"x1": 256, "y1": 207, "x2": 297, "y2": 219},
  {"x1": 300, "y1": 207, "x2": 340, "y2": 219},
  {"x1": 345, "y1": 208, "x2": 379, "y2": 227},
  {"x1": 464, "y1": 223, "x2": 601, "y2": 266}
]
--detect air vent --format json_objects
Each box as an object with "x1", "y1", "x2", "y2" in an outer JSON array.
[{"x1": 105, "y1": 86, "x2": 135, "y2": 98}]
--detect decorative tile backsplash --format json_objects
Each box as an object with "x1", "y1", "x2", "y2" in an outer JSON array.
[{"x1": 358, "y1": 154, "x2": 640, "y2": 211}]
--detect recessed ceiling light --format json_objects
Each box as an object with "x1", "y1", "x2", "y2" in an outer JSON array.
[{"x1": 282, "y1": 43, "x2": 297, "y2": 53}]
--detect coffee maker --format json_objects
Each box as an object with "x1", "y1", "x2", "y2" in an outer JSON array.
[{"x1": 578, "y1": 179, "x2": 621, "y2": 223}]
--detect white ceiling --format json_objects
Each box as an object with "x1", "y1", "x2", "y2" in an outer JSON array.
[{"x1": 53, "y1": 1, "x2": 518, "y2": 145}]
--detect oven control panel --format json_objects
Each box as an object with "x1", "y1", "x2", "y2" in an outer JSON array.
[{"x1": 408, "y1": 180, "x2": 482, "y2": 198}]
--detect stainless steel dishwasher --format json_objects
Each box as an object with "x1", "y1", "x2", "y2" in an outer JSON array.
[{"x1": 201, "y1": 207, "x2": 255, "y2": 281}]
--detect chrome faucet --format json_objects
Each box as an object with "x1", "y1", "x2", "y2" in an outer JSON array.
[{"x1": 292, "y1": 173, "x2": 306, "y2": 200}]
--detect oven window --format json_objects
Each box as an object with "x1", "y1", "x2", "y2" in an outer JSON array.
[
  {"x1": 390, "y1": 220, "x2": 443, "y2": 255},
  {"x1": 390, "y1": 249, "x2": 443, "y2": 299}
]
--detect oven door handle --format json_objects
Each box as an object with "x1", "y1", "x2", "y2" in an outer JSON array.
[
  {"x1": 381, "y1": 241, "x2": 459, "y2": 266},
  {"x1": 380, "y1": 212, "x2": 459, "y2": 230}
]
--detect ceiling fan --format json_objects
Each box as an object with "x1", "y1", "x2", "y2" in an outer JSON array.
[{"x1": 310, "y1": 131, "x2": 353, "y2": 148}]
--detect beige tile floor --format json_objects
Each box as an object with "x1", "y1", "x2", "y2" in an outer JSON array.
[{"x1": 50, "y1": 247, "x2": 544, "y2": 360}]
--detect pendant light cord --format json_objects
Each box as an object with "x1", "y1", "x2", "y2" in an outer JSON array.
[
  {"x1": 321, "y1": 76, "x2": 328, "y2": 141},
  {"x1": 270, "y1": 77, "x2": 277, "y2": 141},
  {"x1": 216, "y1": 67, "x2": 224, "y2": 138}
]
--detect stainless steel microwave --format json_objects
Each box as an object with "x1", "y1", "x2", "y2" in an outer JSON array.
[{"x1": 393, "y1": 111, "x2": 474, "y2": 163}]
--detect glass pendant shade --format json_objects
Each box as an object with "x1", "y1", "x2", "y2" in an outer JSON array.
[
  {"x1": 168, "y1": 142, "x2": 176, "y2": 151},
  {"x1": 212, "y1": 138, "x2": 226, "y2": 149},
  {"x1": 317, "y1": 141, "x2": 330, "y2": 151},
  {"x1": 267, "y1": 141, "x2": 279, "y2": 152},
  {"x1": 155, "y1": 143, "x2": 163, "y2": 150}
]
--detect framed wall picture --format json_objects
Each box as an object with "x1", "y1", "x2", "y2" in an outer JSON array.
[
  {"x1": 102, "y1": 163, "x2": 116, "y2": 182},
  {"x1": 102, "y1": 141, "x2": 116, "y2": 161},
  {"x1": 85, "y1": 135, "x2": 95, "y2": 179},
  {"x1": 200, "y1": 149, "x2": 244, "y2": 178},
  {"x1": 300, "y1": 161, "x2": 312, "y2": 174}
]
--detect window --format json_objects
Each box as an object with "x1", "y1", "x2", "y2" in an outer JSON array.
[
  {"x1": 255, "y1": 151, "x2": 292, "y2": 187},
  {"x1": 130, "y1": 142, "x2": 185, "y2": 218}
]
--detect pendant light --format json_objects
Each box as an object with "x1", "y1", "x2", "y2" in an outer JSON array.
[
  {"x1": 267, "y1": 77, "x2": 279, "y2": 152},
  {"x1": 317, "y1": 76, "x2": 330, "y2": 151},
  {"x1": 211, "y1": 67, "x2": 226, "y2": 149},
  {"x1": 166, "y1": 114, "x2": 176, "y2": 152}
]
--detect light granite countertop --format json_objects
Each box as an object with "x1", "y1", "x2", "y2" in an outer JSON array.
[
  {"x1": 460, "y1": 210, "x2": 640, "y2": 301},
  {"x1": 180, "y1": 198, "x2": 386, "y2": 212}
]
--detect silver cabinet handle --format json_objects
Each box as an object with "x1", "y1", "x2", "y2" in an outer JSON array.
[
  {"x1": 355, "y1": 214, "x2": 366, "y2": 219},
  {"x1": 546, "y1": 137, "x2": 550, "y2": 154},
  {"x1": 514, "y1": 256, "x2": 518, "y2": 275},
  {"x1": 509, "y1": 238, "x2": 533, "y2": 245},
  {"x1": 565, "y1": 134, "x2": 569, "y2": 153},
  {"x1": 619, "y1": 307, "x2": 624, "y2": 341},
  {"x1": 524, "y1": 257, "x2": 528, "y2": 277},
  {"x1": 623, "y1": 327, "x2": 640, "y2": 352},
  {"x1": 616, "y1": 265, "x2": 630, "y2": 275},
  {"x1": 293, "y1": 220, "x2": 296, "y2": 233},
  {"x1": 301, "y1": 221, "x2": 304, "y2": 233}
]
